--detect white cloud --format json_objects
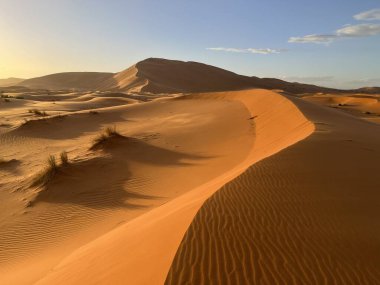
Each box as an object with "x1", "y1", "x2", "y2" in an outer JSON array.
[
  {"x1": 206, "y1": 47, "x2": 285, "y2": 54},
  {"x1": 288, "y1": 34, "x2": 337, "y2": 44},
  {"x1": 289, "y1": 23, "x2": 380, "y2": 44},
  {"x1": 336, "y1": 23, "x2": 380, "y2": 37},
  {"x1": 354, "y1": 9, "x2": 380, "y2": 21},
  {"x1": 206, "y1": 47, "x2": 246, "y2": 53},
  {"x1": 289, "y1": 8, "x2": 380, "y2": 44}
]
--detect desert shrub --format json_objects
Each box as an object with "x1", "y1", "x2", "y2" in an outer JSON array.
[
  {"x1": 89, "y1": 110, "x2": 99, "y2": 115},
  {"x1": 91, "y1": 126, "x2": 122, "y2": 149},
  {"x1": 28, "y1": 109, "x2": 47, "y2": 116},
  {"x1": 31, "y1": 155, "x2": 58, "y2": 187},
  {"x1": 60, "y1": 151, "x2": 69, "y2": 165},
  {"x1": 105, "y1": 126, "x2": 119, "y2": 136},
  {"x1": 3, "y1": 98, "x2": 11, "y2": 102}
]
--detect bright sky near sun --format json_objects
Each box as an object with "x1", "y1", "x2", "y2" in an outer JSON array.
[{"x1": 0, "y1": 0, "x2": 379, "y2": 88}]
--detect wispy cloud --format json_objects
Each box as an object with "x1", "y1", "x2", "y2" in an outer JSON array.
[
  {"x1": 346, "y1": 78, "x2": 380, "y2": 86},
  {"x1": 289, "y1": 8, "x2": 380, "y2": 44},
  {"x1": 336, "y1": 23, "x2": 380, "y2": 37},
  {"x1": 207, "y1": 47, "x2": 286, "y2": 54},
  {"x1": 354, "y1": 9, "x2": 380, "y2": 21},
  {"x1": 281, "y1": 76, "x2": 335, "y2": 83},
  {"x1": 288, "y1": 34, "x2": 337, "y2": 44}
]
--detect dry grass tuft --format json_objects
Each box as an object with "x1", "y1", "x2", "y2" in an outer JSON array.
[
  {"x1": 28, "y1": 109, "x2": 47, "y2": 116},
  {"x1": 91, "y1": 126, "x2": 122, "y2": 150},
  {"x1": 31, "y1": 155, "x2": 58, "y2": 187},
  {"x1": 31, "y1": 151, "x2": 70, "y2": 187},
  {"x1": 60, "y1": 151, "x2": 69, "y2": 165}
]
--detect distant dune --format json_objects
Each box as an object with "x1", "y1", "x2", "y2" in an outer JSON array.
[
  {"x1": 7, "y1": 58, "x2": 379, "y2": 94},
  {"x1": 0, "y1": 77, "x2": 24, "y2": 87},
  {"x1": 19, "y1": 72, "x2": 113, "y2": 90}
]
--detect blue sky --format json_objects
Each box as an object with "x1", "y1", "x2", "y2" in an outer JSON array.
[{"x1": 0, "y1": 0, "x2": 379, "y2": 88}]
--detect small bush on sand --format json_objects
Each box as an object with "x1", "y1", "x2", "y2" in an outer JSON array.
[
  {"x1": 89, "y1": 110, "x2": 99, "y2": 115},
  {"x1": 31, "y1": 155, "x2": 58, "y2": 187},
  {"x1": 60, "y1": 151, "x2": 69, "y2": 165},
  {"x1": 28, "y1": 109, "x2": 47, "y2": 116},
  {"x1": 91, "y1": 126, "x2": 122, "y2": 149},
  {"x1": 3, "y1": 98, "x2": 11, "y2": 103},
  {"x1": 105, "y1": 126, "x2": 119, "y2": 136}
]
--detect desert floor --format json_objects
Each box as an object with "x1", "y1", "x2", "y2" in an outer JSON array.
[{"x1": 0, "y1": 89, "x2": 379, "y2": 284}]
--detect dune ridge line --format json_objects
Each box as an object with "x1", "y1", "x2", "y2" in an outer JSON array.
[{"x1": 33, "y1": 89, "x2": 314, "y2": 285}]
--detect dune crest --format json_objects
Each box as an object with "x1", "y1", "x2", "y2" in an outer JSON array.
[{"x1": 33, "y1": 89, "x2": 314, "y2": 285}]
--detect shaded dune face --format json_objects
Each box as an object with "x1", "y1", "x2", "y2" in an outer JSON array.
[{"x1": 165, "y1": 97, "x2": 380, "y2": 285}]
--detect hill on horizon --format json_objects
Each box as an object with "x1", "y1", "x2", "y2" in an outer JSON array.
[
  {"x1": 0, "y1": 77, "x2": 25, "y2": 87},
  {"x1": 7, "y1": 58, "x2": 380, "y2": 94}
]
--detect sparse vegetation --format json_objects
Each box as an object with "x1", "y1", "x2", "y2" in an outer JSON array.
[
  {"x1": 31, "y1": 152, "x2": 69, "y2": 187},
  {"x1": 89, "y1": 110, "x2": 99, "y2": 115},
  {"x1": 28, "y1": 109, "x2": 47, "y2": 116},
  {"x1": 31, "y1": 155, "x2": 58, "y2": 187},
  {"x1": 60, "y1": 151, "x2": 69, "y2": 165},
  {"x1": 91, "y1": 126, "x2": 122, "y2": 149},
  {"x1": 3, "y1": 98, "x2": 11, "y2": 103}
]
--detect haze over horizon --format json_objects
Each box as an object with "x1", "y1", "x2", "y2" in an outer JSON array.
[{"x1": 1, "y1": 0, "x2": 379, "y2": 89}]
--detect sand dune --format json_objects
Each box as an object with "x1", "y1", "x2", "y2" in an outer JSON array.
[
  {"x1": 1, "y1": 85, "x2": 380, "y2": 284},
  {"x1": 304, "y1": 93, "x2": 380, "y2": 124},
  {"x1": 0, "y1": 78, "x2": 24, "y2": 87},
  {"x1": 19, "y1": 72, "x2": 113, "y2": 90},
  {"x1": 166, "y1": 95, "x2": 380, "y2": 284},
  {"x1": 8, "y1": 58, "x2": 379, "y2": 94},
  {"x1": 31, "y1": 90, "x2": 314, "y2": 285},
  {"x1": 0, "y1": 90, "x2": 255, "y2": 284}
]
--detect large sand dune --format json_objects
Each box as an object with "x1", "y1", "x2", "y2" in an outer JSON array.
[
  {"x1": 7, "y1": 58, "x2": 379, "y2": 94},
  {"x1": 166, "y1": 95, "x2": 380, "y2": 284},
  {"x1": 28, "y1": 90, "x2": 315, "y2": 285}
]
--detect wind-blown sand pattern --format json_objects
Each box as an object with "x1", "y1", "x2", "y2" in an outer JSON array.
[{"x1": 166, "y1": 96, "x2": 380, "y2": 284}]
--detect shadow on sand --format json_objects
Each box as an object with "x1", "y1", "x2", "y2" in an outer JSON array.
[{"x1": 32, "y1": 137, "x2": 210, "y2": 209}]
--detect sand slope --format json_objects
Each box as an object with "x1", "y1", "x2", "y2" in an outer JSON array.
[
  {"x1": 32, "y1": 89, "x2": 314, "y2": 285},
  {"x1": 0, "y1": 90, "x2": 255, "y2": 284},
  {"x1": 19, "y1": 72, "x2": 114, "y2": 90},
  {"x1": 166, "y1": 95, "x2": 380, "y2": 284},
  {"x1": 0, "y1": 78, "x2": 24, "y2": 87},
  {"x1": 12, "y1": 58, "x2": 379, "y2": 94}
]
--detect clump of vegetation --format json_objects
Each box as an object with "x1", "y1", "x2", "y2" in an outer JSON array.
[
  {"x1": 91, "y1": 126, "x2": 122, "y2": 150},
  {"x1": 31, "y1": 155, "x2": 58, "y2": 187},
  {"x1": 0, "y1": 94, "x2": 12, "y2": 98},
  {"x1": 31, "y1": 152, "x2": 70, "y2": 187},
  {"x1": 60, "y1": 151, "x2": 69, "y2": 165},
  {"x1": 89, "y1": 110, "x2": 99, "y2": 115},
  {"x1": 3, "y1": 98, "x2": 11, "y2": 103},
  {"x1": 28, "y1": 109, "x2": 47, "y2": 116}
]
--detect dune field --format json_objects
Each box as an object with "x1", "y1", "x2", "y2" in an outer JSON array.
[{"x1": 1, "y1": 59, "x2": 380, "y2": 284}]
